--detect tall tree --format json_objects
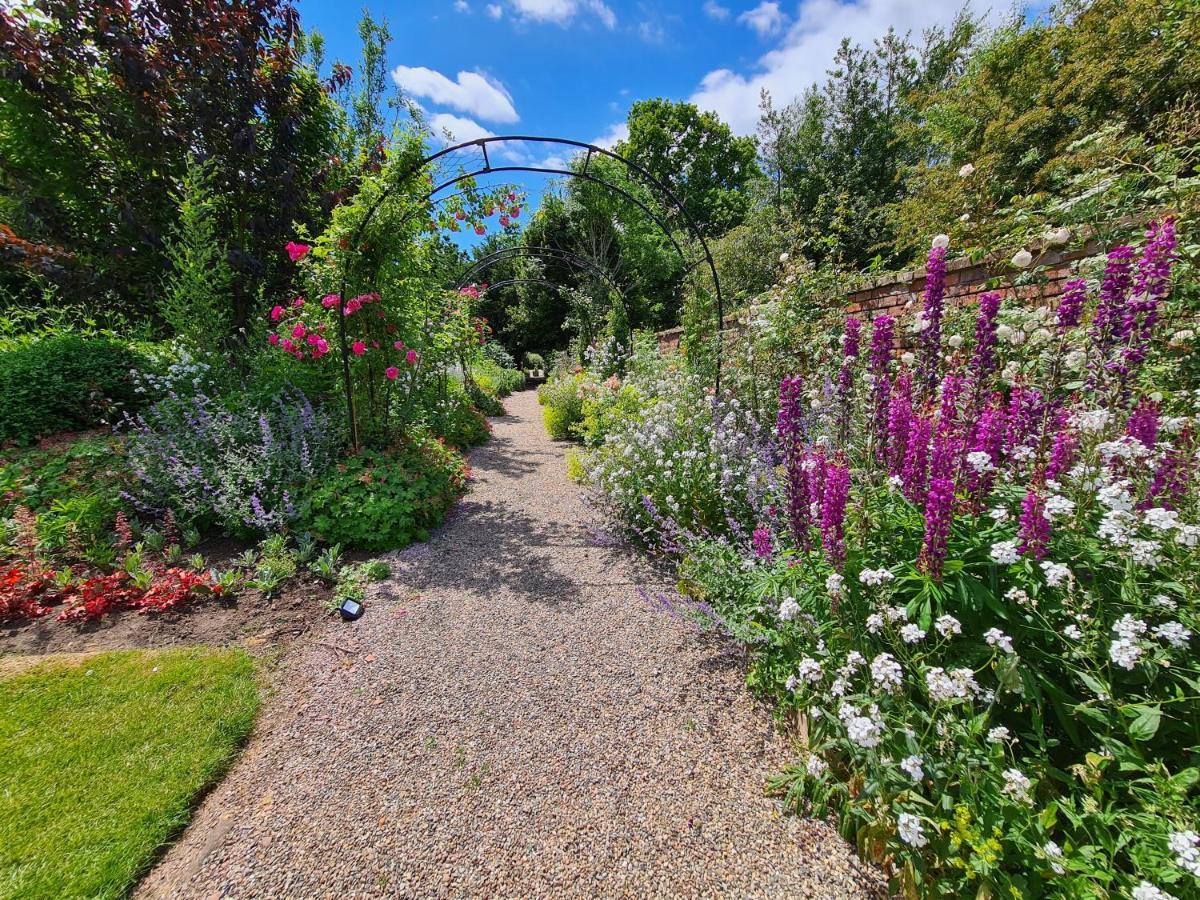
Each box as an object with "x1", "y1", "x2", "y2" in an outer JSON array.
[
  {"x1": 616, "y1": 99, "x2": 762, "y2": 238},
  {"x1": 0, "y1": 0, "x2": 340, "y2": 326}
]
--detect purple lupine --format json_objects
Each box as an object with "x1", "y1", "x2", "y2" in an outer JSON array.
[
  {"x1": 1088, "y1": 245, "x2": 1135, "y2": 385},
  {"x1": 1126, "y1": 399, "x2": 1159, "y2": 449},
  {"x1": 966, "y1": 401, "x2": 1007, "y2": 502},
  {"x1": 1018, "y1": 485, "x2": 1050, "y2": 559},
  {"x1": 917, "y1": 245, "x2": 948, "y2": 393},
  {"x1": 918, "y1": 475, "x2": 955, "y2": 580},
  {"x1": 752, "y1": 524, "x2": 774, "y2": 559},
  {"x1": 1045, "y1": 412, "x2": 1077, "y2": 482},
  {"x1": 820, "y1": 456, "x2": 851, "y2": 570},
  {"x1": 1056, "y1": 278, "x2": 1088, "y2": 333},
  {"x1": 902, "y1": 415, "x2": 933, "y2": 506},
  {"x1": 777, "y1": 376, "x2": 812, "y2": 549},
  {"x1": 1147, "y1": 427, "x2": 1192, "y2": 509},
  {"x1": 930, "y1": 374, "x2": 964, "y2": 483},
  {"x1": 969, "y1": 291, "x2": 1003, "y2": 389},
  {"x1": 1118, "y1": 219, "x2": 1178, "y2": 375},
  {"x1": 869, "y1": 315, "x2": 895, "y2": 458},
  {"x1": 776, "y1": 375, "x2": 806, "y2": 455},
  {"x1": 836, "y1": 318, "x2": 863, "y2": 441},
  {"x1": 886, "y1": 371, "x2": 914, "y2": 474},
  {"x1": 1004, "y1": 386, "x2": 1044, "y2": 460}
]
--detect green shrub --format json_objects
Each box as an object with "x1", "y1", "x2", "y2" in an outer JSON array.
[
  {"x1": 299, "y1": 436, "x2": 468, "y2": 551},
  {"x1": 0, "y1": 335, "x2": 150, "y2": 444},
  {"x1": 523, "y1": 352, "x2": 546, "y2": 371},
  {"x1": 472, "y1": 360, "x2": 526, "y2": 398},
  {"x1": 537, "y1": 375, "x2": 586, "y2": 440}
]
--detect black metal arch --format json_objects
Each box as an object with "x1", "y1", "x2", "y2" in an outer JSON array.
[
  {"x1": 335, "y1": 135, "x2": 727, "y2": 448},
  {"x1": 456, "y1": 245, "x2": 624, "y2": 298}
]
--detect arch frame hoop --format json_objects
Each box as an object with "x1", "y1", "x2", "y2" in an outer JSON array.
[{"x1": 335, "y1": 135, "x2": 727, "y2": 447}]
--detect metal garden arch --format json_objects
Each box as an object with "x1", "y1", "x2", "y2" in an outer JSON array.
[{"x1": 335, "y1": 135, "x2": 727, "y2": 447}]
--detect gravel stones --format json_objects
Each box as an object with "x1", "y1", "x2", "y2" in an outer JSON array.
[{"x1": 137, "y1": 391, "x2": 880, "y2": 899}]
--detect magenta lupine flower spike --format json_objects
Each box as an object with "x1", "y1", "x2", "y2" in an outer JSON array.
[
  {"x1": 1055, "y1": 278, "x2": 1088, "y2": 333},
  {"x1": 966, "y1": 401, "x2": 1006, "y2": 502},
  {"x1": 1126, "y1": 399, "x2": 1159, "y2": 449},
  {"x1": 836, "y1": 318, "x2": 862, "y2": 440},
  {"x1": 930, "y1": 374, "x2": 964, "y2": 483},
  {"x1": 969, "y1": 292, "x2": 1002, "y2": 387},
  {"x1": 869, "y1": 315, "x2": 895, "y2": 458},
  {"x1": 820, "y1": 456, "x2": 851, "y2": 570},
  {"x1": 1018, "y1": 484, "x2": 1050, "y2": 560},
  {"x1": 1045, "y1": 411, "x2": 1076, "y2": 482},
  {"x1": 752, "y1": 524, "x2": 774, "y2": 560},
  {"x1": 902, "y1": 415, "x2": 932, "y2": 506},
  {"x1": 918, "y1": 475, "x2": 955, "y2": 580},
  {"x1": 917, "y1": 246, "x2": 948, "y2": 392},
  {"x1": 1118, "y1": 219, "x2": 1178, "y2": 374},
  {"x1": 886, "y1": 370, "x2": 914, "y2": 474},
  {"x1": 1147, "y1": 426, "x2": 1192, "y2": 510}
]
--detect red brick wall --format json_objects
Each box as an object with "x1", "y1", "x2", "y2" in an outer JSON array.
[{"x1": 657, "y1": 238, "x2": 1108, "y2": 354}]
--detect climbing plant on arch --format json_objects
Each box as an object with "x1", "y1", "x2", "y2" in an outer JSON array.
[{"x1": 272, "y1": 134, "x2": 727, "y2": 450}]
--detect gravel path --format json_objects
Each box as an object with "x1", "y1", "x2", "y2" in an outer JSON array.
[{"x1": 139, "y1": 390, "x2": 879, "y2": 899}]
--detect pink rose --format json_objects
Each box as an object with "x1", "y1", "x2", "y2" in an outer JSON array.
[
  {"x1": 384, "y1": 366, "x2": 400, "y2": 381},
  {"x1": 352, "y1": 341, "x2": 367, "y2": 356},
  {"x1": 270, "y1": 305, "x2": 284, "y2": 321},
  {"x1": 406, "y1": 349, "x2": 418, "y2": 365},
  {"x1": 322, "y1": 294, "x2": 341, "y2": 309},
  {"x1": 285, "y1": 241, "x2": 310, "y2": 262},
  {"x1": 393, "y1": 341, "x2": 405, "y2": 350},
  {"x1": 316, "y1": 337, "x2": 329, "y2": 354},
  {"x1": 292, "y1": 296, "x2": 305, "y2": 308},
  {"x1": 268, "y1": 334, "x2": 280, "y2": 345},
  {"x1": 282, "y1": 338, "x2": 295, "y2": 352},
  {"x1": 291, "y1": 323, "x2": 306, "y2": 339}
]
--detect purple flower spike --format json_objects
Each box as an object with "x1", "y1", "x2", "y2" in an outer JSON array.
[
  {"x1": 919, "y1": 475, "x2": 955, "y2": 580},
  {"x1": 1018, "y1": 485, "x2": 1050, "y2": 560},
  {"x1": 1056, "y1": 278, "x2": 1088, "y2": 333},
  {"x1": 820, "y1": 456, "x2": 851, "y2": 570},
  {"x1": 917, "y1": 246, "x2": 948, "y2": 392}
]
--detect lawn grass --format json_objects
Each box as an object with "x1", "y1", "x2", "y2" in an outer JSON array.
[{"x1": 0, "y1": 648, "x2": 259, "y2": 899}]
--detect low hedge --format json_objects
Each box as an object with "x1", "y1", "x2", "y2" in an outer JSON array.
[{"x1": 0, "y1": 335, "x2": 149, "y2": 444}]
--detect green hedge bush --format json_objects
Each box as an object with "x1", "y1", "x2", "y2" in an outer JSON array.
[
  {"x1": 299, "y1": 436, "x2": 468, "y2": 551},
  {"x1": 538, "y1": 375, "x2": 585, "y2": 440},
  {"x1": 0, "y1": 335, "x2": 149, "y2": 444}
]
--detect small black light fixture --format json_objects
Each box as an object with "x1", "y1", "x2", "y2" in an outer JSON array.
[{"x1": 339, "y1": 598, "x2": 365, "y2": 621}]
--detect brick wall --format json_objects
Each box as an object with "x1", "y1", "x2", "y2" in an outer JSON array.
[{"x1": 656, "y1": 235, "x2": 1112, "y2": 354}]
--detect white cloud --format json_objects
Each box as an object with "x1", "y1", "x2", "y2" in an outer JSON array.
[
  {"x1": 486, "y1": 3, "x2": 504, "y2": 17},
  {"x1": 692, "y1": 0, "x2": 1001, "y2": 135},
  {"x1": 508, "y1": 0, "x2": 616, "y2": 28},
  {"x1": 454, "y1": 0, "x2": 470, "y2": 11},
  {"x1": 392, "y1": 66, "x2": 519, "y2": 123},
  {"x1": 738, "y1": 1, "x2": 787, "y2": 37},
  {"x1": 638, "y1": 19, "x2": 666, "y2": 42},
  {"x1": 429, "y1": 113, "x2": 496, "y2": 144},
  {"x1": 593, "y1": 122, "x2": 629, "y2": 150},
  {"x1": 703, "y1": 0, "x2": 731, "y2": 19}
]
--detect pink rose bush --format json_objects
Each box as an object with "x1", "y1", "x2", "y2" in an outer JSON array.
[{"x1": 578, "y1": 221, "x2": 1200, "y2": 896}]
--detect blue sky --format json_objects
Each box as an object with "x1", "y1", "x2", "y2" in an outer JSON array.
[{"x1": 297, "y1": 0, "x2": 1004, "y2": 146}]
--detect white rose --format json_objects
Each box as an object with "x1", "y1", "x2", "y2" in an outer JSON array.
[
  {"x1": 779, "y1": 252, "x2": 789, "y2": 263},
  {"x1": 1043, "y1": 226, "x2": 1070, "y2": 245},
  {"x1": 959, "y1": 212, "x2": 970, "y2": 222},
  {"x1": 931, "y1": 234, "x2": 950, "y2": 250},
  {"x1": 900, "y1": 351, "x2": 915, "y2": 366},
  {"x1": 947, "y1": 334, "x2": 963, "y2": 348},
  {"x1": 958, "y1": 163, "x2": 976, "y2": 177},
  {"x1": 1012, "y1": 249, "x2": 1034, "y2": 268}
]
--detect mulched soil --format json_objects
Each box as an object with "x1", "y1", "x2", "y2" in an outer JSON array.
[{"x1": 0, "y1": 538, "x2": 337, "y2": 659}]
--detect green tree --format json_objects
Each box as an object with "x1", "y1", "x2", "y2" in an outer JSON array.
[{"x1": 616, "y1": 99, "x2": 762, "y2": 238}]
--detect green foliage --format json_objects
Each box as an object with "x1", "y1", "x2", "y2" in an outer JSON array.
[
  {"x1": 618, "y1": 98, "x2": 762, "y2": 238},
  {"x1": 0, "y1": 0, "x2": 340, "y2": 324},
  {"x1": 160, "y1": 161, "x2": 234, "y2": 358},
  {"x1": 0, "y1": 334, "x2": 149, "y2": 444},
  {"x1": 523, "y1": 352, "x2": 546, "y2": 370},
  {"x1": 0, "y1": 435, "x2": 126, "y2": 556},
  {"x1": 537, "y1": 375, "x2": 585, "y2": 440},
  {"x1": 299, "y1": 436, "x2": 468, "y2": 551},
  {"x1": 0, "y1": 648, "x2": 258, "y2": 899}
]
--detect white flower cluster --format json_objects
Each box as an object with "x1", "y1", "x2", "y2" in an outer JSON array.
[
  {"x1": 858, "y1": 567, "x2": 895, "y2": 587},
  {"x1": 897, "y1": 812, "x2": 927, "y2": 847},
  {"x1": 839, "y1": 702, "x2": 885, "y2": 749},
  {"x1": 925, "y1": 666, "x2": 980, "y2": 703},
  {"x1": 1168, "y1": 830, "x2": 1200, "y2": 877}
]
